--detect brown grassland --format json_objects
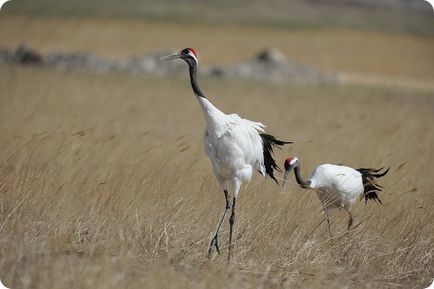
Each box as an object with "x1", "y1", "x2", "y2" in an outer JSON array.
[
  {"x1": 1, "y1": 15, "x2": 434, "y2": 87},
  {"x1": 0, "y1": 15, "x2": 434, "y2": 289}
]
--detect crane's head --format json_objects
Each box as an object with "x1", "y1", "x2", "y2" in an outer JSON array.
[
  {"x1": 283, "y1": 157, "x2": 299, "y2": 189},
  {"x1": 160, "y1": 48, "x2": 199, "y2": 67}
]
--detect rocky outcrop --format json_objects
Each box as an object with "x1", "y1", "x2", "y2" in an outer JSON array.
[
  {"x1": 209, "y1": 48, "x2": 335, "y2": 83},
  {"x1": 0, "y1": 45, "x2": 337, "y2": 83}
]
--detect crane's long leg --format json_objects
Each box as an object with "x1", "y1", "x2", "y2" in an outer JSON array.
[
  {"x1": 324, "y1": 208, "x2": 332, "y2": 237},
  {"x1": 208, "y1": 189, "x2": 230, "y2": 258},
  {"x1": 228, "y1": 196, "x2": 237, "y2": 264},
  {"x1": 345, "y1": 208, "x2": 353, "y2": 230}
]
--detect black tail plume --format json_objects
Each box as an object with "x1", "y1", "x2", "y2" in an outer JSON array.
[
  {"x1": 260, "y1": 133, "x2": 292, "y2": 184},
  {"x1": 356, "y1": 167, "x2": 390, "y2": 204}
]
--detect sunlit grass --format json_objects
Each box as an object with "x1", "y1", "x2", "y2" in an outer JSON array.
[
  {"x1": 0, "y1": 15, "x2": 433, "y2": 88},
  {"x1": 0, "y1": 65, "x2": 433, "y2": 288}
]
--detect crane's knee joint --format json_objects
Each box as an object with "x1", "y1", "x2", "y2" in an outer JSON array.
[{"x1": 229, "y1": 214, "x2": 235, "y2": 225}]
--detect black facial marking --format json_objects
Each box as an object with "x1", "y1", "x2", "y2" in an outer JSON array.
[{"x1": 181, "y1": 48, "x2": 191, "y2": 55}]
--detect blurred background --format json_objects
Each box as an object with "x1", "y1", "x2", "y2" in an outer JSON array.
[
  {"x1": 0, "y1": 1, "x2": 434, "y2": 289},
  {"x1": 1, "y1": 0, "x2": 434, "y2": 87}
]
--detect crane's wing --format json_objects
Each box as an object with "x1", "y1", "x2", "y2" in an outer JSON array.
[
  {"x1": 333, "y1": 170, "x2": 364, "y2": 198},
  {"x1": 204, "y1": 112, "x2": 290, "y2": 184},
  {"x1": 311, "y1": 164, "x2": 364, "y2": 204},
  {"x1": 0, "y1": 0, "x2": 11, "y2": 10},
  {"x1": 204, "y1": 113, "x2": 265, "y2": 181},
  {"x1": 226, "y1": 113, "x2": 265, "y2": 132},
  {"x1": 356, "y1": 167, "x2": 389, "y2": 204},
  {"x1": 223, "y1": 114, "x2": 265, "y2": 169}
]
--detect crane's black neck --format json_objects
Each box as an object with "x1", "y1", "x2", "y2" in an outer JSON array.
[
  {"x1": 188, "y1": 63, "x2": 206, "y2": 98},
  {"x1": 293, "y1": 164, "x2": 311, "y2": 188}
]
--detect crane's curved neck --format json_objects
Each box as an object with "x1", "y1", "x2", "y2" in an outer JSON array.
[
  {"x1": 294, "y1": 164, "x2": 311, "y2": 188},
  {"x1": 187, "y1": 62, "x2": 225, "y2": 134},
  {"x1": 189, "y1": 64, "x2": 205, "y2": 98}
]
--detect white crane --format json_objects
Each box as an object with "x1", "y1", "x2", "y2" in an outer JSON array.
[
  {"x1": 161, "y1": 48, "x2": 291, "y2": 262},
  {"x1": 282, "y1": 156, "x2": 389, "y2": 236}
]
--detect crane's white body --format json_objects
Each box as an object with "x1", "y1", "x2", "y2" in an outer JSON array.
[
  {"x1": 160, "y1": 48, "x2": 290, "y2": 262},
  {"x1": 284, "y1": 156, "x2": 387, "y2": 235},
  {"x1": 199, "y1": 97, "x2": 266, "y2": 196},
  {"x1": 309, "y1": 164, "x2": 364, "y2": 210}
]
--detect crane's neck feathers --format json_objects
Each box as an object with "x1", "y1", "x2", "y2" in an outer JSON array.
[
  {"x1": 187, "y1": 59, "x2": 226, "y2": 134},
  {"x1": 293, "y1": 162, "x2": 312, "y2": 188},
  {"x1": 188, "y1": 64, "x2": 205, "y2": 99}
]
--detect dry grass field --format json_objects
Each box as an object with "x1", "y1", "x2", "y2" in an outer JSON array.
[
  {"x1": 0, "y1": 63, "x2": 433, "y2": 288},
  {"x1": 1, "y1": 15, "x2": 434, "y2": 88},
  {"x1": 1, "y1": 2, "x2": 434, "y2": 287}
]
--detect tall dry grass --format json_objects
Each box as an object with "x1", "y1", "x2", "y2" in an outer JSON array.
[{"x1": 0, "y1": 65, "x2": 433, "y2": 288}]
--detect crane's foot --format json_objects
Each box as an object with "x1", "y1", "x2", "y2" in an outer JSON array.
[{"x1": 208, "y1": 235, "x2": 220, "y2": 259}]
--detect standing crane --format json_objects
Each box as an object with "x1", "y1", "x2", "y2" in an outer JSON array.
[
  {"x1": 282, "y1": 156, "x2": 389, "y2": 236},
  {"x1": 160, "y1": 48, "x2": 291, "y2": 263}
]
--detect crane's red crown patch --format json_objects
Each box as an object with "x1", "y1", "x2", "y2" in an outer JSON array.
[
  {"x1": 284, "y1": 157, "x2": 297, "y2": 169},
  {"x1": 187, "y1": 48, "x2": 198, "y2": 58}
]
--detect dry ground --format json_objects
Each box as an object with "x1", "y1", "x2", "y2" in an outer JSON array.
[
  {"x1": 1, "y1": 15, "x2": 434, "y2": 89},
  {"x1": 1, "y1": 12, "x2": 434, "y2": 289},
  {"x1": 0, "y1": 64, "x2": 433, "y2": 288}
]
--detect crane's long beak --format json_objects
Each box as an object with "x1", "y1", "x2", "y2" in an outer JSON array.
[
  {"x1": 282, "y1": 167, "x2": 292, "y2": 190},
  {"x1": 160, "y1": 52, "x2": 182, "y2": 61}
]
